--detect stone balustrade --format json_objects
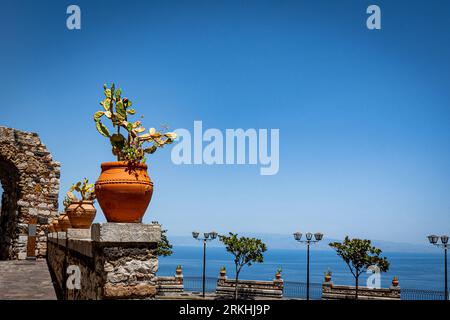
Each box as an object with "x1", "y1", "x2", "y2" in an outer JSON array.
[
  {"x1": 216, "y1": 271, "x2": 284, "y2": 299},
  {"x1": 46, "y1": 222, "x2": 161, "y2": 300},
  {"x1": 156, "y1": 272, "x2": 184, "y2": 296},
  {"x1": 322, "y1": 280, "x2": 401, "y2": 300}
]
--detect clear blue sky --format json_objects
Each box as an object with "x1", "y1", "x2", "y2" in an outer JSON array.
[{"x1": 1, "y1": 0, "x2": 449, "y2": 244}]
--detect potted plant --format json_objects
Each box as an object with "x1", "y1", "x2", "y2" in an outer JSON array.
[
  {"x1": 47, "y1": 222, "x2": 55, "y2": 233},
  {"x1": 324, "y1": 269, "x2": 332, "y2": 282},
  {"x1": 220, "y1": 266, "x2": 227, "y2": 277},
  {"x1": 65, "y1": 178, "x2": 97, "y2": 229},
  {"x1": 275, "y1": 267, "x2": 282, "y2": 280},
  {"x1": 176, "y1": 265, "x2": 182, "y2": 275},
  {"x1": 392, "y1": 276, "x2": 399, "y2": 287},
  {"x1": 93, "y1": 83, "x2": 177, "y2": 222},
  {"x1": 52, "y1": 218, "x2": 61, "y2": 232},
  {"x1": 58, "y1": 213, "x2": 71, "y2": 232}
]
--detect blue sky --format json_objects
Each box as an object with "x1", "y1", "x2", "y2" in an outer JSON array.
[{"x1": 1, "y1": 0, "x2": 449, "y2": 244}]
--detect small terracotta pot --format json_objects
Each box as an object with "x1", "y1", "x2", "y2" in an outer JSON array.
[
  {"x1": 176, "y1": 266, "x2": 182, "y2": 275},
  {"x1": 220, "y1": 270, "x2": 226, "y2": 277},
  {"x1": 95, "y1": 161, "x2": 153, "y2": 223},
  {"x1": 47, "y1": 223, "x2": 55, "y2": 233},
  {"x1": 53, "y1": 219, "x2": 61, "y2": 232},
  {"x1": 392, "y1": 279, "x2": 399, "y2": 287},
  {"x1": 275, "y1": 273, "x2": 282, "y2": 280},
  {"x1": 325, "y1": 275, "x2": 332, "y2": 282},
  {"x1": 66, "y1": 201, "x2": 96, "y2": 229},
  {"x1": 58, "y1": 214, "x2": 71, "y2": 232}
]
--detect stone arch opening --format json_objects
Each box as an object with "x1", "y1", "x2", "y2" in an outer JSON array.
[
  {"x1": 0, "y1": 126, "x2": 60, "y2": 260},
  {"x1": 0, "y1": 158, "x2": 21, "y2": 259}
]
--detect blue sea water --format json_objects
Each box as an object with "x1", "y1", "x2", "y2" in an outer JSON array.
[{"x1": 158, "y1": 246, "x2": 446, "y2": 291}]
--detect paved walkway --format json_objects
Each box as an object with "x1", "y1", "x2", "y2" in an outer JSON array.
[{"x1": 0, "y1": 260, "x2": 57, "y2": 300}]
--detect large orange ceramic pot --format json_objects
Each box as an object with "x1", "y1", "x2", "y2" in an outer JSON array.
[
  {"x1": 58, "y1": 214, "x2": 72, "y2": 232},
  {"x1": 95, "y1": 161, "x2": 153, "y2": 222},
  {"x1": 66, "y1": 201, "x2": 97, "y2": 229}
]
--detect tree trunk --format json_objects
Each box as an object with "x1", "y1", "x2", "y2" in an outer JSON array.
[
  {"x1": 355, "y1": 275, "x2": 359, "y2": 300},
  {"x1": 234, "y1": 268, "x2": 240, "y2": 300}
]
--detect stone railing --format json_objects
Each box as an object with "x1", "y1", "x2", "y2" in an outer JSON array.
[
  {"x1": 322, "y1": 280, "x2": 401, "y2": 300},
  {"x1": 156, "y1": 269, "x2": 184, "y2": 296},
  {"x1": 216, "y1": 271, "x2": 284, "y2": 299},
  {"x1": 47, "y1": 223, "x2": 160, "y2": 300}
]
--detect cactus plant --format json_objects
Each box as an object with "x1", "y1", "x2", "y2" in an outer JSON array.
[
  {"x1": 93, "y1": 83, "x2": 177, "y2": 163},
  {"x1": 66, "y1": 178, "x2": 96, "y2": 203}
]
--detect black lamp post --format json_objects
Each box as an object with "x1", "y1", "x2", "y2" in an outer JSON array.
[
  {"x1": 293, "y1": 231, "x2": 323, "y2": 300},
  {"x1": 192, "y1": 231, "x2": 218, "y2": 298},
  {"x1": 427, "y1": 234, "x2": 449, "y2": 300}
]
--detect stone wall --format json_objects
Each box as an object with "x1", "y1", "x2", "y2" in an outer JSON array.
[
  {"x1": 47, "y1": 223, "x2": 161, "y2": 299},
  {"x1": 216, "y1": 271, "x2": 284, "y2": 299},
  {"x1": 322, "y1": 281, "x2": 401, "y2": 300},
  {"x1": 0, "y1": 126, "x2": 60, "y2": 260}
]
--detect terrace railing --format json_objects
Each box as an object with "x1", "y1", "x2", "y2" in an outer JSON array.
[
  {"x1": 401, "y1": 288, "x2": 446, "y2": 300},
  {"x1": 181, "y1": 277, "x2": 446, "y2": 300}
]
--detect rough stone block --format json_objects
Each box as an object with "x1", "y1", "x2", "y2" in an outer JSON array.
[
  {"x1": 67, "y1": 228, "x2": 91, "y2": 239},
  {"x1": 91, "y1": 223, "x2": 161, "y2": 243},
  {"x1": 103, "y1": 283, "x2": 157, "y2": 299},
  {"x1": 57, "y1": 232, "x2": 66, "y2": 239},
  {"x1": 57, "y1": 232, "x2": 67, "y2": 246},
  {"x1": 18, "y1": 252, "x2": 27, "y2": 260}
]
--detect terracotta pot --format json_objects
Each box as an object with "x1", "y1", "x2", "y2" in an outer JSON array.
[
  {"x1": 95, "y1": 161, "x2": 153, "y2": 223},
  {"x1": 275, "y1": 273, "x2": 282, "y2": 280},
  {"x1": 48, "y1": 223, "x2": 55, "y2": 233},
  {"x1": 325, "y1": 275, "x2": 332, "y2": 282},
  {"x1": 53, "y1": 220, "x2": 61, "y2": 232},
  {"x1": 392, "y1": 279, "x2": 399, "y2": 287},
  {"x1": 220, "y1": 270, "x2": 226, "y2": 277},
  {"x1": 176, "y1": 267, "x2": 182, "y2": 275},
  {"x1": 66, "y1": 201, "x2": 96, "y2": 229},
  {"x1": 58, "y1": 214, "x2": 71, "y2": 232}
]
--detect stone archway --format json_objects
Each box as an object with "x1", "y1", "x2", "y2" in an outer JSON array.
[{"x1": 0, "y1": 126, "x2": 60, "y2": 260}]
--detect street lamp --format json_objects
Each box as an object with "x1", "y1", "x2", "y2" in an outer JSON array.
[
  {"x1": 192, "y1": 230, "x2": 218, "y2": 298},
  {"x1": 293, "y1": 231, "x2": 323, "y2": 300},
  {"x1": 428, "y1": 234, "x2": 449, "y2": 300}
]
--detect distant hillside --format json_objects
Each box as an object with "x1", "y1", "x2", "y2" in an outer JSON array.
[{"x1": 167, "y1": 232, "x2": 435, "y2": 253}]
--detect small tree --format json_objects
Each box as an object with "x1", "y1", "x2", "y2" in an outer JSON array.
[
  {"x1": 152, "y1": 221, "x2": 173, "y2": 257},
  {"x1": 219, "y1": 233, "x2": 267, "y2": 300},
  {"x1": 329, "y1": 236, "x2": 389, "y2": 299}
]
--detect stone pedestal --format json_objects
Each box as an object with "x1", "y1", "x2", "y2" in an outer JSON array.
[
  {"x1": 47, "y1": 222, "x2": 161, "y2": 300},
  {"x1": 66, "y1": 228, "x2": 91, "y2": 240}
]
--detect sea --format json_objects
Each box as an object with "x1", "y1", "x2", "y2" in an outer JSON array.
[{"x1": 158, "y1": 246, "x2": 446, "y2": 291}]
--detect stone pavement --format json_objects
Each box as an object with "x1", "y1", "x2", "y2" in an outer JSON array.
[{"x1": 0, "y1": 260, "x2": 57, "y2": 300}]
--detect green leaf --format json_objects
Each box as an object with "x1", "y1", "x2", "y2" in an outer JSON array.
[
  {"x1": 126, "y1": 100, "x2": 133, "y2": 107},
  {"x1": 66, "y1": 191, "x2": 77, "y2": 202},
  {"x1": 127, "y1": 122, "x2": 133, "y2": 132},
  {"x1": 116, "y1": 101, "x2": 126, "y2": 118},
  {"x1": 104, "y1": 89, "x2": 112, "y2": 98},
  {"x1": 127, "y1": 108, "x2": 136, "y2": 115},
  {"x1": 102, "y1": 98, "x2": 111, "y2": 111},
  {"x1": 96, "y1": 121, "x2": 110, "y2": 137},
  {"x1": 94, "y1": 111, "x2": 104, "y2": 121},
  {"x1": 110, "y1": 133, "x2": 126, "y2": 149},
  {"x1": 144, "y1": 145, "x2": 158, "y2": 154},
  {"x1": 115, "y1": 89, "x2": 121, "y2": 99}
]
